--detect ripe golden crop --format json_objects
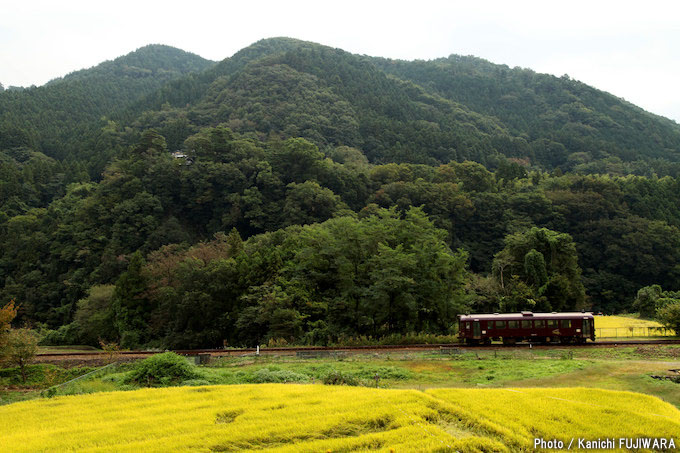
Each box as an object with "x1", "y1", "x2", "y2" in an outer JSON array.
[
  {"x1": 593, "y1": 315, "x2": 672, "y2": 338},
  {"x1": 594, "y1": 316, "x2": 664, "y2": 329},
  {"x1": 427, "y1": 387, "x2": 680, "y2": 450},
  {"x1": 1, "y1": 384, "x2": 678, "y2": 452}
]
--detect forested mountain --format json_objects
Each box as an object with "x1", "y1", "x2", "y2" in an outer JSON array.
[
  {"x1": 124, "y1": 38, "x2": 507, "y2": 164},
  {"x1": 0, "y1": 45, "x2": 213, "y2": 161},
  {"x1": 374, "y1": 55, "x2": 680, "y2": 169},
  {"x1": 2, "y1": 38, "x2": 680, "y2": 348},
  {"x1": 5, "y1": 38, "x2": 680, "y2": 173},
  {"x1": 0, "y1": 45, "x2": 213, "y2": 214},
  {"x1": 124, "y1": 38, "x2": 680, "y2": 174}
]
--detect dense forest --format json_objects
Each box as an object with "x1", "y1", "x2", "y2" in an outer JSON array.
[{"x1": 2, "y1": 38, "x2": 680, "y2": 348}]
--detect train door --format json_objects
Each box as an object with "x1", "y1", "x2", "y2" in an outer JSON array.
[
  {"x1": 473, "y1": 320, "x2": 481, "y2": 339},
  {"x1": 583, "y1": 318, "x2": 592, "y2": 340}
]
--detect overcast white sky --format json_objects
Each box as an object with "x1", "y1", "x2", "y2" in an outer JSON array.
[{"x1": 1, "y1": 0, "x2": 679, "y2": 122}]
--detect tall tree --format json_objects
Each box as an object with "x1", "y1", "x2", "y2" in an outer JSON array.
[
  {"x1": 111, "y1": 251, "x2": 150, "y2": 347},
  {"x1": 492, "y1": 227, "x2": 586, "y2": 311},
  {"x1": 2, "y1": 328, "x2": 39, "y2": 383},
  {"x1": 0, "y1": 300, "x2": 18, "y2": 348}
]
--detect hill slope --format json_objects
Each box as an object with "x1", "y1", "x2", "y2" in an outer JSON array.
[
  {"x1": 0, "y1": 45, "x2": 214, "y2": 160},
  {"x1": 127, "y1": 38, "x2": 680, "y2": 172},
  {"x1": 374, "y1": 54, "x2": 680, "y2": 167},
  {"x1": 4, "y1": 38, "x2": 680, "y2": 173}
]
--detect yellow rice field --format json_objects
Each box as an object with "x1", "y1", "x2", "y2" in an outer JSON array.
[
  {"x1": 428, "y1": 388, "x2": 680, "y2": 450},
  {"x1": 594, "y1": 316, "x2": 664, "y2": 329},
  {"x1": 593, "y1": 315, "x2": 673, "y2": 337},
  {"x1": 1, "y1": 384, "x2": 679, "y2": 452}
]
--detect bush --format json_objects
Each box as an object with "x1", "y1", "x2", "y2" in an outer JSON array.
[
  {"x1": 124, "y1": 352, "x2": 200, "y2": 387},
  {"x1": 38, "y1": 324, "x2": 79, "y2": 346},
  {"x1": 322, "y1": 370, "x2": 360, "y2": 386},
  {"x1": 657, "y1": 301, "x2": 680, "y2": 335},
  {"x1": 353, "y1": 366, "x2": 411, "y2": 380},
  {"x1": 249, "y1": 368, "x2": 309, "y2": 383},
  {"x1": 329, "y1": 332, "x2": 459, "y2": 347},
  {"x1": 181, "y1": 379, "x2": 211, "y2": 386},
  {"x1": 2, "y1": 328, "x2": 40, "y2": 383}
]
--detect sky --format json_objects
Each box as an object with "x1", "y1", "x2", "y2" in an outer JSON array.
[{"x1": 1, "y1": 0, "x2": 679, "y2": 123}]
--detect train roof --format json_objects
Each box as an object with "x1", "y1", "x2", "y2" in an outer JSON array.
[{"x1": 458, "y1": 312, "x2": 594, "y2": 321}]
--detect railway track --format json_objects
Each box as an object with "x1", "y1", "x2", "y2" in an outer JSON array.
[{"x1": 36, "y1": 338, "x2": 680, "y2": 361}]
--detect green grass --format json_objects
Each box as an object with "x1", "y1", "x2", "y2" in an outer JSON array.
[
  {"x1": 401, "y1": 358, "x2": 588, "y2": 387},
  {"x1": 0, "y1": 389, "x2": 41, "y2": 405},
  {"x1": 0, "y1": 364, "x2": 97, "y2": 405},
  {"x1": 0, "y1": 364, "x2": 96, "y2": 387},
  {"x1": 3, "y1": 345, "x2": 680, "y2": 409},
  {"x1": 190, "y1": 360, "x2": 413, "y2": 388},
  {"x1": 503, "y1": 360, "x2": 680, "y2": 407},
  {"x1": 37, "y1": 345, "x2": 101, "y2": 354}
]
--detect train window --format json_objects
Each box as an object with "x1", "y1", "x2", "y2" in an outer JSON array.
[
  {"x1": 508, "y1": 321, "x2": 518, "y2": 329},
  {"x1": 465, "y1": 322, "x2": 470, "y2": 330},
  {"x1": 535, "y1": 320, "x2": 545, "y2": 328},
  {"x1": 547, "y1": 320, "x2": 557, "y2": 328},
  {"x1": 495, "y1": 321, "x2": 506, "y2": 329},
  {"x1": 561, "y1": 319, "x2": 572, "y2": 328},
  {"x1": 521, "y1": 320, "x2": 532, "y2": 328}
]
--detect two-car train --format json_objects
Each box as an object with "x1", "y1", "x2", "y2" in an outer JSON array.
[{"x1": 458, "y1": 311, "x2": 595, "y2": 345}]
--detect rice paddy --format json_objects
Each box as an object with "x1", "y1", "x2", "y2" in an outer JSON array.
[
  {"x1": 594, "y1": 315, "x2": 664, "y2": 329},
  {"x1": 1, "y1": 384, "x2": 679, "y2": 452},
  {"x1": 593, "y1": 315, "x2": 673, "y2": 338}
]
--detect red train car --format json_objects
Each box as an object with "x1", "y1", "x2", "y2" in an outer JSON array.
[{"x1": 458, "y1": 311, "x2": 595, "y2": 345}]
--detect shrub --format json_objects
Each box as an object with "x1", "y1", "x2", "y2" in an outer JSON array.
[
  {"x1": 657, "y1": 301, "x2": 680, "y2": 335},
  {"x1": 125, "y1": 352, "x2": 199, "y2": 387},
  {"x1": 2, "y1": 328, "x2": 39, "y2": 383},
  {"x1": 181, "y1": 379, "x2": 211, "y2": 386},
  {"x1": 249, "y1": 368, "x2": 309, "y2": 383},
  {"x1": 322, "y1": 370, "x2": 360, "y2": 386},
  {"x1": 38, "y1": 324, "x2": 79, "y2": 346},
  {"x1": 358, "y1": 366, "x2": 410, "y2": 380}
]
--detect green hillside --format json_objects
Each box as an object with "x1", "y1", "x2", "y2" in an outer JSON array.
[
  {"x1": 2, "y1": 38, "x2": 680, "y2": 348},
  {"x1": 5, "y1": 37, "x2": 679, "y2": 173},
  {"x1": 375, "y1": 54, "x2": 680, "y2": 167},
  {"x1": 0, "y1": 44, "x2": 214, "y2": 161},
  {"x1": 125, "y1": 38, "x2": 680, "y2": 174}
]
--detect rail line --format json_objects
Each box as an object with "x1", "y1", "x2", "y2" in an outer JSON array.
[{"x1": 35, "y1": 338, "x2": 680, "y2": 361}]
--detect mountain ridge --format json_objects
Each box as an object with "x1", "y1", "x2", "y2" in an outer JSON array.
[
  {"x1": 39, "y1": 44, "x2": 214, "y2": 87},
  {"x1": 0, "y1": 44, "x2": 214, "y2": 161},
  {"x1": 117, "y1": 37, "x2": 680, "y2": 173},
  {"x1": 3, "y1": 37, "x2": 680, "y2": 175}
]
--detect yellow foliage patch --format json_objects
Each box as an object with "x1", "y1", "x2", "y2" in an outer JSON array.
[{"x1": 1, "y1": 384, "x2": 678, "y2": 452}]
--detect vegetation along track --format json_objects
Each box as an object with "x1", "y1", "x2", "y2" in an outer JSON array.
[{"x1": 35, "y1": 339, "x2": 680, "y2": 363}]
